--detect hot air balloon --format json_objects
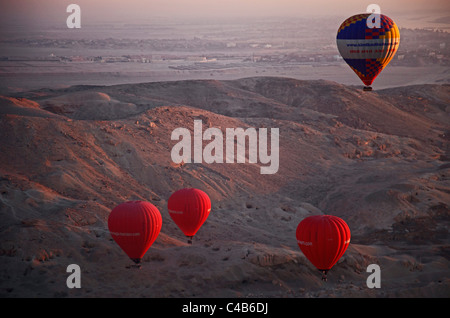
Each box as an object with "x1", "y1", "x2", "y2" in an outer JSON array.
[
  {"x1": 296, "y1": 215, "x2": 351, "y2": 281},
  {"x1": 168, "y1": 188, "x2": 211, "y2": 244},
  {"x1": 336, "y1": 13, "x2": 400, "y2": 91},
  {"x1": 108, "y1": 201, "x2": 162, "y2": 267}
]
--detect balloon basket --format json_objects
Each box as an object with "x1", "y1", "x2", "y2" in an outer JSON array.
[
  {"x1": 363, "y1": 86, "x2": 373, "y2": 91},
  {"x1": 187, "y1": 236, "x2": 193, "y2": 245},
  {"x1": 126, "y1": 258, "x2": 142, "y2": 269},
  {"x1": 320, "y1": 270, "x2": 328, "y2": 282}
]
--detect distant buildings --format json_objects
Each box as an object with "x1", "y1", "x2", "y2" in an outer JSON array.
[{"x1": 0, "y1": 27, "x2": 447, "y2": 67}]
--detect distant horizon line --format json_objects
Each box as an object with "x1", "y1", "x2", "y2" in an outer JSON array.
[{"x1": 1, "y1": 13, "x2": 449, "y2": 24}]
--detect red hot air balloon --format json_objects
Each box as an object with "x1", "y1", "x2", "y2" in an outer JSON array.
[
  {"x1": 108, "y1": 201, "x2": 162, "y2": 267},
  {"x1": 168, "y1": 188, "x2": 211, "y2": 244},
  {"x1": 296, "y1": 215, "x2": 351, "y2": 281}
]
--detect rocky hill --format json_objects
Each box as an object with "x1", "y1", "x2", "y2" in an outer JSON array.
[{"x1": 0, "y1": 77, "x2": 449, "y2": 297}]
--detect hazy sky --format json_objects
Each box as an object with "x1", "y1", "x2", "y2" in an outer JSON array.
[{"x1": 1, "y1": 0, "x2": 449, "y2": 25}]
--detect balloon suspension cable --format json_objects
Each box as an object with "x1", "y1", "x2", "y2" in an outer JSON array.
[{"x1": 187, "y1": 236, "x2": 193, "y2": 245}]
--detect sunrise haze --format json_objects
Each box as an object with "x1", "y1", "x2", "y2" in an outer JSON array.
[{"x1": 1, "y1": 0, "x2": 449, "y2": 25}]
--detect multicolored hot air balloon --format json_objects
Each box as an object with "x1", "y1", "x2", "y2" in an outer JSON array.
[
  {"x1": 336, "y1": 13, "x2": 400, "y2": 90},
  {"x1": 108, "y1": 201, "x2": 162, "y2": 267},
  {"x1": 296, "y1": 215, "x2": 351, "y2": 281},
  {"x1": 168, "y1": 188, "x2": 211, "y2": 244}
]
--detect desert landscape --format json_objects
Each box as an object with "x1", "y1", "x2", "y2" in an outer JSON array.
[
  {"x1": 0, "y1": 76, "x2": 448, "y2": 298},
  {"x1": 0, "y1": 1, "x2": 449, "y2": 300}
]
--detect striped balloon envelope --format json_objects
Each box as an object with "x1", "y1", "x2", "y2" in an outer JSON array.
[
  {"x1": 296, "y1": 215, "x2": 351, "y2": 281},
  {"x1": 336, "y1": 13, "x2": 400, "y2": 90},
  {"x1": 168, "y1": 188, "x2": 211, "y2": 244},
  {"x1": 108, "y1": 201, "x2": 162, "y2": 266}
]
